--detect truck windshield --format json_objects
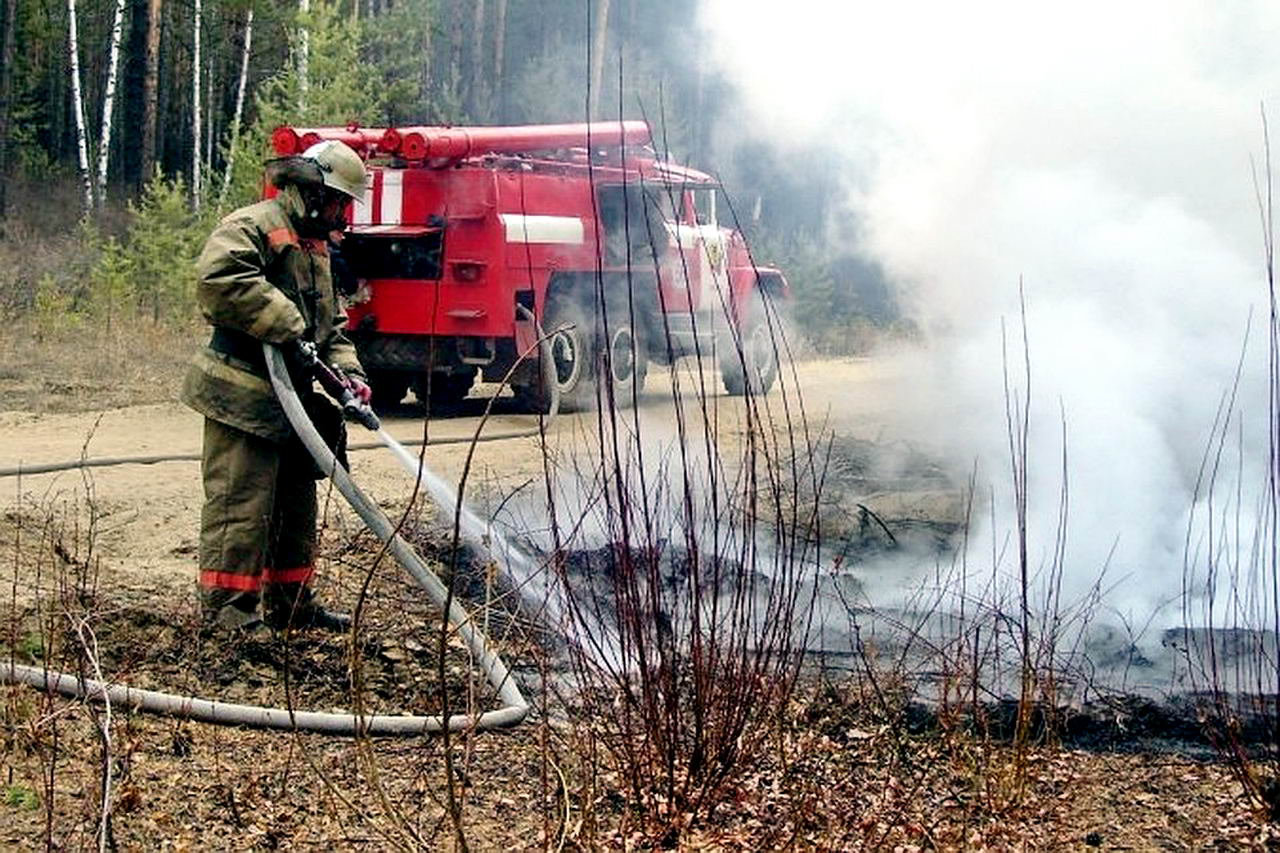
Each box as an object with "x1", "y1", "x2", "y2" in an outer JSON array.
[{"x1": 342, "y1": 231, "x2": 444, "y2": 280}]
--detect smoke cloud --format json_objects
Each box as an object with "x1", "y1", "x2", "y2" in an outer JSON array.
[{"x1": 703, "y1": 1, "x2": 1280, "y2": 621}]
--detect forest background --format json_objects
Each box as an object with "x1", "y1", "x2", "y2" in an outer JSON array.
[{"x1": 0, "y1": 0, "x2": 905, "y2": 357}]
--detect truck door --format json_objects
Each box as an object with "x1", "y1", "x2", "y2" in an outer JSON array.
[
  {"x1": 689, "y1": 187, "x2": 730, "y2": 319},
  {"x1": 649, "y1": 185, "x2": 695, "y2": 312}
]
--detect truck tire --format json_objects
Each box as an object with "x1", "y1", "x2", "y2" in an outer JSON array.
[
  {"x1": 720, "y1": 297, "x2": 780, "y2": 397},
  {"x1": 542, "y1": 293, "x2": 647, "y2": 411},
  {"x1": 412, "y1": 369, "x2": 475, "y2": 411},
  {"x1": 368, "y1": 369, "x2": 411, "y2": 412}
]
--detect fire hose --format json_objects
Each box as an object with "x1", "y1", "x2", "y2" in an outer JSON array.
[{"x1": 2, "y1": 312, "x2": 560, "y2": 735}]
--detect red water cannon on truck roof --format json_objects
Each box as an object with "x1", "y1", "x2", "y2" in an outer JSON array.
[{"x1": 271, "y1": 120, "x2": 789, "y2": 412}]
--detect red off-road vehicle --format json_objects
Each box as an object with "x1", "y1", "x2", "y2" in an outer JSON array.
[{"x1": 272, "y1": 122, "x2": 789, "y2": 411}]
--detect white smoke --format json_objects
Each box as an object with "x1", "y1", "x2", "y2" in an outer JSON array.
[{"x1": 703, "y1": 0, "x2": 1280, "y2": 622}]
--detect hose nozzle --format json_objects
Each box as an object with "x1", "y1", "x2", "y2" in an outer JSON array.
[{"x1": 286, "y1": 341, "x2": 381, "y2": 431}]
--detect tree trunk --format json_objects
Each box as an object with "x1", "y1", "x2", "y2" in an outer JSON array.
[
  {"x1": 204, "y1": 55, "x2": 213, "y2": 182},
  {"x1": 297, "y1": 0, "x2": 309, "y2": 105},
  {"x1": 191, "y1": 0, "x2": 202, "y2": 204},
  {"x1": 95, "y1": 0, "x2": 128, "y2": 207},
  {"x1": 419, "y1": 3, "x2": 431, "y2": 114},
  {"x1": 67, "y1": 0, "x2": 94, "y2": 213},
  {"x1": 219, "y1": 7, "x2": 252, "y2": 209},
  {"x1": 466, "y1": 0, "x2": 484, "y2": 118},
  {"x1": 0, "y1": 0, "x2": 19, "y2": 228},
  {"x1": 588, "y1": 0, "x2": 609, "y2": 119},
  {"x1": 447, "y1": 0, "x2": 462, "y2": 110},
  {"x1": 491, "y1": 0, "x2": 506, "y2": 122},
  {"x1": 139, "y1": 0, "x2": 160, "y2": 183}
]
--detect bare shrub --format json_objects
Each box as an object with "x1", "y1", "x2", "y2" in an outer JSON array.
[
  {"x1": 534, "y1": 276, "x2": 821, "y2": 843},
  {"x1": 1179, "y1": 116, "x2": 1280, "y2": 821}
]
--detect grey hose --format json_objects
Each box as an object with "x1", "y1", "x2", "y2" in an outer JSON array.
[
  {"x1": 264, "y1": 344, "x2": 530, "y2": 730},
  {"x1": 2, "y1": 320, "x2": 564, "y2": 734},
  {"x1": 1, "y1": 661, "x2": 522, "y2": 734},
  {"x1": 0, "y1": 431, "x2": 534, "y2": 479}
]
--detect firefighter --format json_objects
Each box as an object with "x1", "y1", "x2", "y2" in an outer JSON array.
[{"x1": 181, "y1": 140, "x2": 371, "y2": 633}]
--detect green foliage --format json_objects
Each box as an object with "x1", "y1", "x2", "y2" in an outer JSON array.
[
  {"x1": 126, "y1": 175, "x2": 211, "y2": 323},
  {"x1": 16, "y1": 630, "x2": 45, "y2": 661},
  {"x1": 32, "y1": 274, "x2": 80, "y2": 340},
  {"x1": 8, "y1": 0, "x2": 60, "y2": 179},
  {"x1": 82, "y1": 174, "x2": 210, "y2": 328},
  {"x1": 362, "y1": 0, "x2": 445, "y2": 126},
  {"x1": 503, "y1": 43, "x2": 692, "y2": 154},
  {"x1": 223, "y1": 0, "x2": 396, "y2": 210},
  {"x1": 2, "y1": 784, "x2": 39, "y2": 811}
]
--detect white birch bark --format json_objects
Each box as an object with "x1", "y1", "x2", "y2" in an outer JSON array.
[
  {"x1": 219, "y1": 7, "x2": 253, "y2": 209},
  {"x1": 191, "y1": 0, "x2": 202, "y2": 205},
  {"x1": 297, "y1": 0, "x2": 309, "y2": 105},
  {"x1": 67, "y1": 0, "x2": 93, "y2": 212},
  {"x1": 204, "y1": 61, "x2": 213, "y2": 179},
  {"x1": 588, "y1": 0, "x2": 610, "y2": 119},
  {"x1": 94, "y1": 0, "x2": 127, "y2": 207},
  {"x1": 492, "y1": 0, "x2": 507, "y2": 81}
]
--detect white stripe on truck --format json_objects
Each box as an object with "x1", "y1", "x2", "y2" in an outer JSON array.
[
  {"x1": 379, "y1": 171, "x2": 403, "y2": 225},
  {"x1": 500, "y1": 214, "x2": 584, "y2": 245},
  {"x1": 353, "y1": 172, "x2": 375, "y2": 225}
]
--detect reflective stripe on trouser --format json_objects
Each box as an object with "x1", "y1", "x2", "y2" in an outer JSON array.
[{"x1": 198, "y1": 417, "x2": 317, "y2": 616}]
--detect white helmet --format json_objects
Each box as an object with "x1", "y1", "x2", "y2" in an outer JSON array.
[{"x1": 301, "y1": 140, "x2": 367, "y2": 201}]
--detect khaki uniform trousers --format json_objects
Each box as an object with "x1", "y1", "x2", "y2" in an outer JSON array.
[{"x1": 198, "y1": 417, "x2": 318, "y2": 626}]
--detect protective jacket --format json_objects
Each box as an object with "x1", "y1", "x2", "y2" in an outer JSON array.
[{"x1": 181, "y1": 186, "x2": 365, "y2": 441}]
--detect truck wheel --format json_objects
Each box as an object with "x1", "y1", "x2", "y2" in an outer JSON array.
[
  {"x1": 412, "y1": 369, "x2": 475, "y2": 411},
  {"x1": 368, "y1": 369, "x2": 411, "y2": 412},
  {"x1": 720, "y1": 299, "x2": 780, "y2": 397},
  {"x1": 543, "y1": 293, "x2": 647, "y2": 411}
]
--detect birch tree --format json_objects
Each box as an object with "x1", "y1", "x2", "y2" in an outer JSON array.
[
  {"x1": 204, "y1": 65, "x2": 213, "y2": 180},
  {"x1": 297, "y1": 0, "x2": 310, "y2": 103},
  {"x1": 588, "y1": 0, "x2": 609, "y2": 119},
  {"x1": 191, "y1": 0, "x2": 202, "y2": 205},
  {"x1": 67, "y1": 0, "x2": 94, "y2": 212},
  {"x1": 220, "y1": 7, "x2": 253, "y2": 209},
  {"x1": 94, "y1": 0, "x2": 128, "y2": 207}
]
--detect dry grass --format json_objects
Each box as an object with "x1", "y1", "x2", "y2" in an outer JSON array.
[
  {"x1": 1, "y1": 662, "x2": 1273, "y2": 850},
  {"x1": 0, "y1": 319, "x2": 194, "y2": 414}
]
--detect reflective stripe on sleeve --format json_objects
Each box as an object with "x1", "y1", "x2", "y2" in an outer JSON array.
[{"x1": 266, "y1": 227, "x2": 297, "y2": 249}]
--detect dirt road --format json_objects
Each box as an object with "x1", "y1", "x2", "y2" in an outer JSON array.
[{"x1": 0, "y1": 356, "x2": 934, "y2": 603}]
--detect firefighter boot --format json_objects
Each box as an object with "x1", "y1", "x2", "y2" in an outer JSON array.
[
  {"x1": 263, "y1": 583, "x2": 351, "y2": 633},
  {"x1": 201, "y1": 588, "x2": 269, "y2": 635}
]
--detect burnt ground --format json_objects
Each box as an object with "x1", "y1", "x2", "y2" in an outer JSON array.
[{"x1": 3, "y1": 524, "x2": 1279, "y2": 849}]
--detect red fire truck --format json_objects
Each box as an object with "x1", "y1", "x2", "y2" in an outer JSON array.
[{"x1": 271, "y1": 121, "x2": 789, "y2": 412}]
